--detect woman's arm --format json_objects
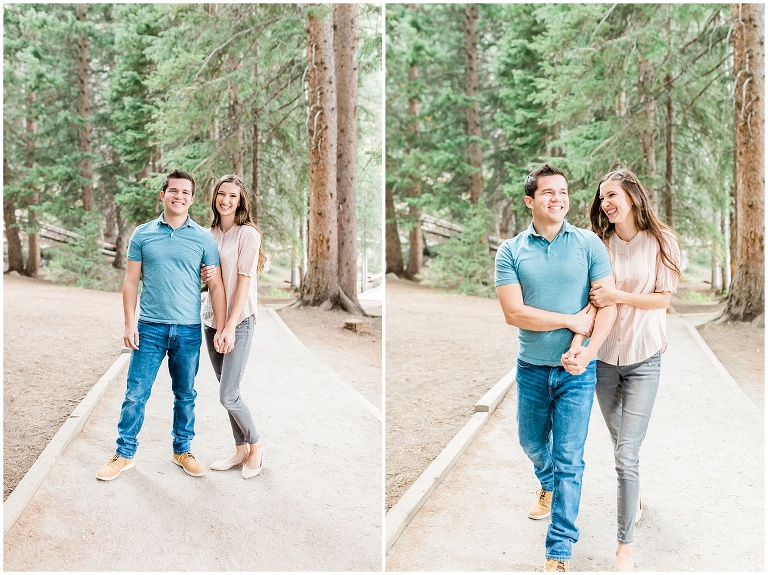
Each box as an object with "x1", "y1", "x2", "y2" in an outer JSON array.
[{"x1": 589, "y1": 283, "x2": 671, "y2": 310}]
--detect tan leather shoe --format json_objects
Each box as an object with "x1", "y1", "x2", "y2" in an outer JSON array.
[
  {"x1": 96, "y1": 454, "x2": 134, "y2": 481},
  {"x1": 545, "y1": 559, "x2": 569, "y2": 572},
  {"x1": 172, "y1": 452, "x2": 206, "y2": 476},
  {"x1": 528, "y1": 489, "x2": 553, "y2": 519}
]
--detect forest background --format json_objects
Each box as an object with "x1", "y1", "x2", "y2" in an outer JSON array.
[
  {"x1": 385, "y1": 3, "x2": 764, "y2": 324},
  {"x1": 4, "y1": 3, "x2": 383, "y2": 309}
]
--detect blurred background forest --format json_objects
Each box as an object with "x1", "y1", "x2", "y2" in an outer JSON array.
[
  {"x1": 385, "y1": 3, "x2": 763, "y2": 323},
  {"x1": 4, "y1": 3, "x2": 382, "y2": 305}
]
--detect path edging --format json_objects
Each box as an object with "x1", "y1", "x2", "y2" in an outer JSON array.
[
  {"x1": 266, "y1": 306, "x2": 382, "y2": 423},
  {"x1": 385, "y1": 367, "x2": 516, "y2": 553},
  {"x1": 3, "y1": 351, "x2": 130, "y2": 537}
]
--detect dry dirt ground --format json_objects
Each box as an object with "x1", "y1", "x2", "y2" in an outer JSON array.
[
  {"x1": 385, "y1": 276, "x2": 764, "y2": 511},
  {"x1": 2, "y1": 273, "x2": 381, "y2": 501}
]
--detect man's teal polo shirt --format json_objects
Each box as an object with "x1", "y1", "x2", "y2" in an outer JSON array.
[
  {"x1": 127, "y1": 213, "x2": 219, "y2": 325},
  {"x1": 494, "y1": 221, "x2": 613, "y2": 366}
]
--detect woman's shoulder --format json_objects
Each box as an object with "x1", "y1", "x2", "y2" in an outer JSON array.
[{"x1": 236, "y1": 224, "x2": 261, "y2": 240}]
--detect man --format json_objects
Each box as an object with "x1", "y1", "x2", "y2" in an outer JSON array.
[
  {"x1": 97, "y1": 169, "x2": 227, "y2": 481},
  {"x1": 495, "y1": 164, "x2": 617, "y2": 572}
]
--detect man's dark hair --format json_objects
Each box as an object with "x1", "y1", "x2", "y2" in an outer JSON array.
[
  {"x1": 524, "y1": 164, "x2": 567, "y2": 198},
  {"x1": 162, "y1": 169, "x2": 196, "y2": 196}
]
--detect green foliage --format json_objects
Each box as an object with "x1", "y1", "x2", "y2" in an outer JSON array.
[
  {"x1": 45, "y1": 212, "x2": 121, "y2": 291},
  {"x1": 387, "y1": 3, "x2": 734, "y2": 293},
  {"x1": 5, "y1": 4, "x2": 381, "y2": 290},
  {"x1": 417, "y1": 206, "x2": 496, "y2": 298}
]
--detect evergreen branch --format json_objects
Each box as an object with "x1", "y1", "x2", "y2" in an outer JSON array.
[
  {"x1": 679, "y1": 68, "x2": 730, "y2": 124},
  {"x1": 194, "y1": 26, "x2": 256, "y2": 81},
  {"x1": 591, "y1": 3, "x2": 618, "y2": 41},
  {"x1": 264, "y1": 96, "x2": 305, "y2": 142}
]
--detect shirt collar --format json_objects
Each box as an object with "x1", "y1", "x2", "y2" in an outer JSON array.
[
  {"x1": 526, "y1": 221, "x2": 574, "y2": 239},
  {"x1": 157, "y1": 212, "x2": 193, "y2": 229}
]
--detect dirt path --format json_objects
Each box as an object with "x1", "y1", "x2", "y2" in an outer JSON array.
[
  {"x1": 2, "y1": 273, "x2": 381, "y2": 501},
  {"x1": 385, "y1": 276, "x2": 764, "y2": 511},
  {"x1": 385, "y1": 277, "x2": 517, "y2": 511}
]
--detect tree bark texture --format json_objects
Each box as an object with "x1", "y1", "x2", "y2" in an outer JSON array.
[
  {"x1": 76, "y1": 4, "x2": 94, "y2": 212},
  {"x1": 251, "y1": 58, "x2": 260, "y2": 224},
  {"x1": 464, "y1": 5, "x2": 483, "y2": 205},
  {"x1": 385, "y1": 184, "x2": 405, "y2": 274},
  {"x1": 25, "y1": 90, "x2": 40, "y2": 277},
  {"x1": 723, "y1": 2, "x2": 765, "y2": 322},
  {"x1": 404, "y1": 62, "x2": 422, "y2": 279},
  {"x1": 229, "y1": 51, "x2": 244, "y2": 177},
  {"x1": 300, "y1": 7, "x2": 340, "y2": 307},
  {"x1": 664, "y1": 73, "x2": 674, "y2": 227},
  {"x1": 334, "y1": 3, "x2": 361, "y2": 303},
  {"x1": 638, "y1": 57, "x2": 657, "y2": 207},
  {"x1": 3, "y1": 159, "x2": 25, "y2": 274}
]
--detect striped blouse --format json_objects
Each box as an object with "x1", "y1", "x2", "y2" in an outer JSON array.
[{"x1": 597, "y1": 229, "x2": 680, "y2": 366}]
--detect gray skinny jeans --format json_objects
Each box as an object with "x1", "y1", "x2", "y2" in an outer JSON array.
[
  {"x1": 595, "y1": 350, "x2": 661, "y2": 544},
  {"x1": 204, "y1": 315, "x2": 259, "y2": 445}
]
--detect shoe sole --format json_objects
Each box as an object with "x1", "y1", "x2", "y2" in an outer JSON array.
[
  {"x1": 172, "y1": 458, "x2": 206, "y2": 477},
  {"x1": 96, "y1": 459, "x2": 135, "y2": 481},
  {"x1": 528, "y1": 511, "x2": 551, "y2": 520}
]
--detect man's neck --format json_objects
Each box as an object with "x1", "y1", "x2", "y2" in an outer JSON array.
[
  {"x1": 163, "y1": 212, "x2": 188, "y2": 230},
  {"x1": 532, "y1": 219, "x2": 564, "y2": 242}
]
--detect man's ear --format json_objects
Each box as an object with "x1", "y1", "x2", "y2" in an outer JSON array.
[{"x1": 524, "y1": 196, "x2": 533, "y2": 209}]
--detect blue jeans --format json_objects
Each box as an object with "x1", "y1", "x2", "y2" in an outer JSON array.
[
  {"x1": 115, "y1": 321, "x2": 202, "y2": 459},
  {"x1": 596, "y1": 350, "x2": 662, "y2": 544},
  {"x1": 204, "y1": 316, "x2": 259, "y2": 445},
  {"x1": 516, "y1": 358, "x2": 596, "y2": 561}
]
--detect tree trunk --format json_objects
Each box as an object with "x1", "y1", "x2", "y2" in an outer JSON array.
[
  {"x1": 404, "y1": 61, "x2": 422, "y2": 280},
  {"x1": 638, "y1": 57, "x2": 657, "y2": 207},
  {"x1": 385, "y1": 184, "x2": 405, "y2": 275},
  {"x1": 3, "y1": 159, "x2": 25, "y2": 274},
  {"x1": 229, "y1": 51, "x2": 244, "y2": 177},
  {"x1": 464, "y1": 4, "x2": 483, "y2": 206},
  {"x1": 76, "y1": 3, "x2": 94, "y2": 212},
  {"x1": 25, "y1": 90, "x2": 40, "y2": 277},
  {"x1": 334, "y1": 3, "x2": 363, "y2": 308},
  {"x1": 722, "y1": 2, "x2": 765, "y2": 322},
  {"x1": 249, "y1": 54, "x2": 260, "y2": 224},
  {"x1": 664, "y1": 73, "x2": 674, "y2": 227},
  {"x1": 299, "y1": 6, "x2": 341, "y2": 308}
]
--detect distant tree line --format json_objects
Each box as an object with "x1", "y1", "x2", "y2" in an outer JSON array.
[
  {"x1": 386, "y1": 3, "x2": 763, "y2": 322},
  {"x1": 4, "y1": 3, "x2": 382, "y2": 311}
]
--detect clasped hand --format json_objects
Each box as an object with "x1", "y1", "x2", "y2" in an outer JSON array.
[
  {"x1": 214, "y1": 328, "x2": 235, "y2": 355},
  {"x1": 589, "y1": 282, "x2": 619, "y2": 308},
  {"x1": 561, "y1": 345, "x2": 590, "y2": 375}
]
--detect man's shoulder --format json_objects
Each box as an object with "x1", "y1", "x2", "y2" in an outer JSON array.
[
  {"x1": 186, "y1": 217, "x2": 216, "y2": 240},
  {"x1": 131, "y1": 218, "x2": 160, "y2": 238}
]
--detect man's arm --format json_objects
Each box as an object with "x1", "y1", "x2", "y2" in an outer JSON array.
[
  {"x1": 496, "y1": 283, "x2": 594, "y2": 336},
  {"x1": 562, "y1": 273, "x2": 618, "y2": 374},
  {"x1": 205, "y1": 266, "x2": 229, "y2": 352},
  {"x1": 123, "y1": 260, "x2": 142, "y2": 350}
]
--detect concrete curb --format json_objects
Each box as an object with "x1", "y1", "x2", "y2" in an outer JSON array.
[
  {"x1": 385, "y1": 367, "x2": 516, "y2": 553},
  {"x1": 3, "y1": 351, "x2": 131, "y2": 537},
  {"x1": 685, "y1": 323, "x2": 758, "y2": 410},
  {"x1": 265, "y1": 307, "x2": 382, "y2": 423}
]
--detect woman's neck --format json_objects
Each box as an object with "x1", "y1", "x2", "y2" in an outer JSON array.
[
  {"x1": 219, "y1": 214, "x2": 236, "y2": 232},
  {"x1": 614, "y1": 218, "x2": 639, "y2": 242}
]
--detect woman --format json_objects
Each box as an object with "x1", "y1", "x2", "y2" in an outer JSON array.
[
  {"x1": 202, "y1": 174, "x2": 267, "y2": 479},
  {"x1": 587, "y1": 169, "x2": 681, "y2": 571}
]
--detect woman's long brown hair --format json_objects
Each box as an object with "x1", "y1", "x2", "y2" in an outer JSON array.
[
  {"x1": 589, "y1": 169, "x2": 681, "y2": 278},
  {"x1": 210, "y1": 174, "x2": 267, "y2": 272}
]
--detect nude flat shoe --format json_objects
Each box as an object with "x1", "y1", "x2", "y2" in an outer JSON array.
[
  {"x1": 209, "y1": 453, "x2": 248, "y2": 471},
  {"x1": 242, "y1": 448, "x2": 264, "y2": 479}
]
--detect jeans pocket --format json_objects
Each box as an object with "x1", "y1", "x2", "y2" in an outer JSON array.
[{"x1": 517, "y1": 358, "x2": 532, "y2": 369}]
